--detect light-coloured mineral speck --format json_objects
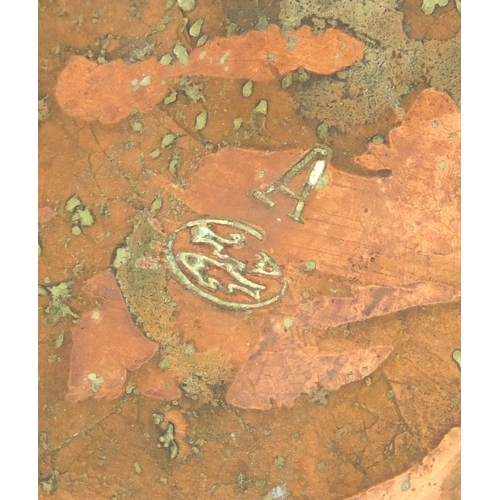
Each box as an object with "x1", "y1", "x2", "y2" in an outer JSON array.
[
  {"x1": 421, "y1": 0, "x2": 449, "y2": 15},
  {"x1": 131, "y1": 121, "x2": 143, "y2": 133},
  {"x1": 163, "y1": 91, "x2": 177, "y2": 105},
  {"x1": 178, "y1": 0, "x2": 196, "y2": 12},
  {"x1": 130, "y1": 78, "x2": 139, "y2": 91},
  {"x1": 287, "y1": 37, "x2": 297, "y2": 49},
  {"x1": 151, "y1": 195, "x2": 163, "y2": 212},
  {"x1": 242, "y1": 80, "x2": 253, "y2": 97},
  {"x1": 195, "y1": 111, "x2": 208, "y2": 130},
  {"x1": 162, "y1": 133, "x2": 178, "y2": 147},
  {"x1": 233, "y1": 118, "x2": 243, "y2": 130},
  {"x1": 219, "y1": 51, "x2": 230, "y2": 64},
  {"x1": 87, "y1": 373, "x2": 104, "y2": 393},
  {"x1": 65, "y1": 196, "x2": 82, "y2": 212},
  {"x1": 298, "y1": 67, "x2": 309, "y2": 82},
  {"x1": 189, "y1": 18, "x2": 203, "y2": 37},
  {"x1": 254, "y1": 100, "x2": 268, "y2": 115},
  {"x1": 317, "y1": 123, "x2": 329, "y2": 139},
  {"x1": 173, "y1": 42, "x2": 190, "y2": 65},
  {"x1": 281, "y1": 73, "x2": 293, "y2": 89},
  {"x1": 197, "y1": 34, "x2": 208, "y2": 47},
  {"x1": 113, "y1": 247, "x2": 131, "y2": 269},
  {"x1": 305, "y1": 260, "x2": 316, "y2": 271},
  {"x1": 77, "y1": 207, "x2": 95, "y2": 227},
  {"x1": 150, "y1": 148, "x2": 161, "y2": 159},
  {"x1": 160, "y1": 54, "x2": 173, "y2": 66}
]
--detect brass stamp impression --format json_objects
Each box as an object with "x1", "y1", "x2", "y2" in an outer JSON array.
[{"x1": 166, "y1": 218, "x2": 287, "y2": 310}]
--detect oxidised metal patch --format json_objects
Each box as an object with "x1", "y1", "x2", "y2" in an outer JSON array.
[{"x1": 165, "y1": 218, "x2": 287, "y2": 310}]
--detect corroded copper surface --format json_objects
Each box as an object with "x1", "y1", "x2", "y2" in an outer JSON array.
[{"x1": 39, "y1": 1, "x2": 460, "y2": 498}]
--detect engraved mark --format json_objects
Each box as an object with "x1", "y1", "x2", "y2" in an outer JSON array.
[
  {"x1": 166, "y1": 218, "x2": 287, "y2": 310},
  {"x1": 253, "y1": 144, "x2": 332, "y2": 223}
]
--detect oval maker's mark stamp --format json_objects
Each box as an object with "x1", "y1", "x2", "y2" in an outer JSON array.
[{"x1": 165, "y1": 218, "x2": 287, "y2": 310}]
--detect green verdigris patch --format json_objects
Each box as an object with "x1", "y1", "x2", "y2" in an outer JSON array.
[
  {"x1": 189, "y1": 18, "x2": 203, "y2": 38},
  {"x1": 150, "y1": 195, "x2": 163, "y2": 212},
  {"x1": 65, "y1": 196, "x2": 81, "y2": 212},
  {"x1": 39, "y1": 280, "x2": 79, "y2": 324},
  {"x1": 219, "y1": 51, "x2": 230, "y2": 65},
  {"x1": 421, "y1": 0, "x2": 448, "y2": 15},
  {"x1": 176, "y1": 344, "x2": 233, "y2": 404},
  {"x1": 297, "y1": 67, "x2": 309, "y2": 82},
  {"x1": 160, "y1": 54, "x2": 173, "y2": 66},
  {"x1": 401, "y1": 475, "x2": 411, "y2": 491},
  {"x1": 65, "y1": 195, "x2": 95, "y2": 236},
  {"x1": 287, "y1": 37, "x2": 297, "y2": 49},
  {"x1": 305, "y1": 260, "x2": 316, "y2": 271},
  {"x1": 86, "y1": 373, "x2": 104, "y2": 394},
  {"x1": 162, "y1": 133, "x2": 179, "y2": 147},
  {"x1": 126, "y1": 384, "x2": 140, "y2": 395},
  {"x1": 195, "y1": 111, "x2": 208, "y2": 130},
  {"x1": 159, "y1": 358, "x2": 170, "y2": 370},
  {"x1": 237, "y1": 472, "x2": 249, "y2": 491},
  {"x1": 177, "y1": 0, "x2": 196, "y2": 12},
  {"x1": 114, "y1": 215, "x2": 233, "y2": 404},
  {"x1": 310, "y1": 387, "x2": 329, "y2": 405},
  {"x1": 113, "y1": 247, "x2": 131, "y2": 269},
  {"x1": 131, "y1": 120, "x2": 143, "y2": 133},
  {"x1": 197, "y1": 34, "x2": 208, "y2": 47},
  {"x1": 150, "y1": 148, "x2": 161, "y2": 159},
  {"x1": 285, "y1": 1, "x2": 460, "y2": 133},
  {"x1": 73, "y1": 207, "x2": 94, "y2": 227},
  {"x1": 168, "y1": 152, "x2": 181, "y2": 176},
  {"x1": 40, "y1": 476, "x2": 57, "y2": 495},
  {"x1": 233, "y1": 117, "x2": 243, "y2": 130},
  {"x1": 255, "y1": 14, "x2": 268, "y2": 31},
  {"x1": 242, "y1": 80, "x2": 253, "y2": 97},
  {"x1": 38, "y1": 95, "x2": 50, "y2": 123},
  {"x1": 113, "y1": 215, "x2": 177, "y2": 345},
  {"x1": 177, "y1": 77, "x2": 205, "y2": 102},
  {"x1": 316, "y1": 123, "x2": 329, "y2": 140},
  {"x1": 185, "y1": 343, "x2": 196, "y2": 355},
  {"x1": 163, "y1": 91, "x2": 177, "y2": 104},
  {"x1": 158, "y1": 421, "x2": 179, "y2": 460},
  {"x1": 281, "y1": 72, "x2": 293, "y2": 89},
  {"x1": 254, "y1": 100, "x2": 268, "y2": 115},
  {"x1": 173, "y1": 42, "x2": 189, "y2": 65}
]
